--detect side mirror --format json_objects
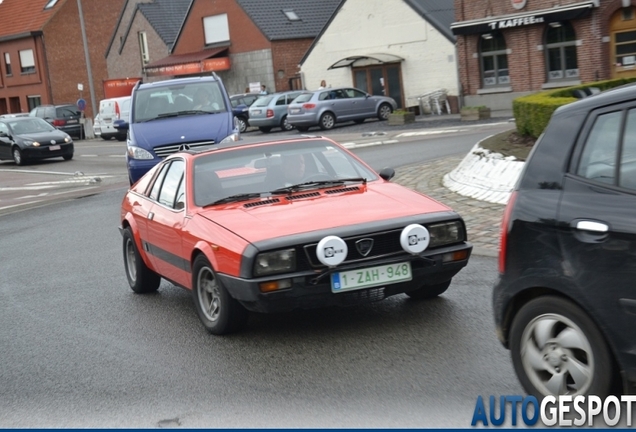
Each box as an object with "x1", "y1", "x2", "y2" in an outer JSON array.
[
  {"x1": 114, "y1": 119, "x2": 129, "y2": 130},
  {"x1": 379, "y1": 167, "x2": 395, "y2": 181},
  {"x1": 0, "y1": 131, "x2": 7, "y2": 138}
]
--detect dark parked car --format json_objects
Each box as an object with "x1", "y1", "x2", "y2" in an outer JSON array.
[
  {"x1": 230, "y1": 93, "x2": 260, "y2": 133},
  {"x1": 494, "y1": 84, "x2": 636, "y2": 398},
  {"x1": 29, "y1": 104, "x2": 83, "y2": 138},
  {"x1": 287, "y1": 87, "x2": 397, "y2": 131},
  {"x1": 0, "y1": 116, "x2": 74, "y2": 165}
]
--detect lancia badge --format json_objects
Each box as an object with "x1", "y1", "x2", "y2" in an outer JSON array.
[{"x1": 355, "y1": 238, "x2": 374, "y2": 257}]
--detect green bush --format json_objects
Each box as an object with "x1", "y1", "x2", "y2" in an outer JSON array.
[{"x1": 513, "y1": 78, "x2": 636, "y2": 138}]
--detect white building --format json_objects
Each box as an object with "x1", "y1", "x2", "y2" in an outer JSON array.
[{"x1": 299, "y1": 0, "x2": 459, "y2": 111}]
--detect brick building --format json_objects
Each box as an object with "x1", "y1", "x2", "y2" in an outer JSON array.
[
  {"x1": 107, "y1": 0, "x2": 341, "y2": 96},
  {"x1": 452, "y1": 0, "x2": 636, "y2": 110},
  {"x1": 0, "y1": 0, "x2": 125, "y2": 118}
]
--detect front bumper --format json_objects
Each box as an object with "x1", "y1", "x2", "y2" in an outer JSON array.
[
  {"x1": 218, "y1": 243, "x2": 472, "y2": 313},
  {"x1": 127, "y1": 155, "x2": 161, "y2": 184},
  {"x1": 23, "y1": 142, "x2": 74, "y2": 160}
]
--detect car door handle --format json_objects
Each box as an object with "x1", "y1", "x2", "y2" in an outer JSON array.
[
  {"x1": 148, "y1": 212, "x2": 154, "y2": 221},
  {"x1": 575, "y1": 220, "x2": 608, "y2": 233}
]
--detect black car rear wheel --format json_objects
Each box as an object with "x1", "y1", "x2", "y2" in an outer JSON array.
[
  {"x1": 509, "y1": 296, "x2": 614, "y2": 398},
  {"x1": 12, "y1": 147, "x2": 24, "y2": 166},
  {"x1": 405, "y1": 280, "x2": 451, "y2": 300},
  {"x1": 319, "y1": 112, "x2": 335, "y2": 130},
  {"x1": 122, "y1": 227, "x2": 161, "y2": 294},
  {"x1": 192, "y1": 254, "x2": 248, "y2": 335}
]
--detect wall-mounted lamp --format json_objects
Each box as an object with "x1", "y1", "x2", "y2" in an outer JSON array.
[
  {"x1": 481, "y1": 33, "x2": 493, "y2": 40},
  {"x1": 548, "y1": 21, "x2": 562, "y2": 28}
]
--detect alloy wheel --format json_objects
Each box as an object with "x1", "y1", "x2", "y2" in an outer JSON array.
[{"x1": 197, "y1": 266, "x2": 221, "y2": 322}]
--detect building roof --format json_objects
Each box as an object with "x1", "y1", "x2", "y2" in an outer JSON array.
[
  {"x1": 0, "y1": 0, "x2": 65, "y2": 40},
  {"x1": 138, "y1": 0, "x2": 192, "y2": 48},
  {"x1": 404, "y1": 0, "x2": 455, "y2": 43},
  {"x1": 236, "y1": 0, "x2": 343, "y2": 41}
]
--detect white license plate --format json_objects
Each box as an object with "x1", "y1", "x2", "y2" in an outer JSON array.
[
  {"x1": 331, "y1": 262, "x2": 412, "y2": 293},
  {"x1": 251, "y1": 109, "x2": 261, "y2": 114},
  {"x1": 66, "y1": 119, "x2": 78, "y2": 124},
  {"x1": 290, "y1": 108, "x2": 300, "y2": 114},
  {"x1": 49, "y1": 145, "x2": 61, "y2": 151}
]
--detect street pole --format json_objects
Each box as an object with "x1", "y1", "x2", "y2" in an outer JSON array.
[{"x1": 77, "y1": 0, "x2": 97, "y2": 119}]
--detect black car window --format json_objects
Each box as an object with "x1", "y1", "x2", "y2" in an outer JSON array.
[
  {"x1": 57, "y1": 107, "x2": 79, "y2": 118},
  {"x1": 44, "y1": 107, "x2": 56, "y2": 118},
  {"x1": 620, "y1": 109, "x2": 636, "y2": 191},
  {"x1": 576, "y1": 111, "x2": 621, "y2": 185},
  {"x1": 149, "y1": 163, "x2": 170, "y2": 201},
  {"x1": 158, "y1": 159, "x2": 185, "y2": 209}
]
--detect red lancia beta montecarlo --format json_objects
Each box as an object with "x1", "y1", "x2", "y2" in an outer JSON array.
[{"x1": 120, "y1": 135, "x2": 472, "y2": 335}]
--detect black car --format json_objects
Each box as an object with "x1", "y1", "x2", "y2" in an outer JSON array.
[
  {"x1": 29, "y1": 104, "x2": 83, "y2": 138},
  {"x1": 230, "y1": 93, "x2": 260, "y2": 133},
  {"x1": 494, "y1": 84, "x2": 636, "y2": 398},
  {"x1": 0, "y1": 117, "x2": 74, "y2": 165}
]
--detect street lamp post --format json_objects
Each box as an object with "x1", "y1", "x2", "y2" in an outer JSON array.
[{"x1": 77, "y1": 0, "x2": 97, "y2": 118}]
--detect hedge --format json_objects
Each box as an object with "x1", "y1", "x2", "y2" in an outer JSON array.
[{"x1": 513, "y1": 77, "x2": 636, "y2": 138}]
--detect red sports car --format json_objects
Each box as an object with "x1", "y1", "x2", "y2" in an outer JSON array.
[{"x1": 120, "y1": 136, "x2": 472, "y2": 334}]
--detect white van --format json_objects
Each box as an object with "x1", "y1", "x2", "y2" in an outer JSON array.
[{"x1": 98, "y1": 96, "x2": 131, "y2": 141}]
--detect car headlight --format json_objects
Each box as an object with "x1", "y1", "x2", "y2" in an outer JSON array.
[
  {"x1": 220, "y1": 132, "x2": 240, "y2": 143},
  {"x1": 64, "y1": 135, "x2": 71, "y2": 143},
  {"x1": 428, "y1": 221, "x2": 464, "y2": 248},
  {"x1": 254, "y1": 249, "x2": 296, "y2": 276},
  {"x1": 127, "y1": 146, "x2": 154, "y2": 160}
]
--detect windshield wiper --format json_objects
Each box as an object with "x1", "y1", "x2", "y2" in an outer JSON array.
[
  {"x1": 139, "y1": 111, "x2": 212, "y2": 122},
  {"x1": 209, "y1": 192, "x2": 269, "y2": 206},
  {"x1": 270, "y1": 177, "x2": 367, "y2": 194}
]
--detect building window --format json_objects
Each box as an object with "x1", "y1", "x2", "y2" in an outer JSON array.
[
  {"x1": 44, "y1": 0, "x2": 59, "y2": 9},
  {"x1": 203, "y1": 14, "x2": 230, "y2": 45},
  {"x1": 4, "y1": 53, "x2": 12, "y2": 76},
  {"x1": 283, "y1": 9, "x2": 300, "y2": 21},
  {"x1": 615, "y1": 30, "x2": 636, "y2": 68},
  {"x1": 480, "y1": 32, "x2": 509, "y2": 87},
  {"x1": 19, "y1": 49, "x2": 35, "y2": 74},
  {"x1": 545, "y1": 22, "x2": 578, "y2": 81},
  {"x1": 27, "y1": 96, "x2": 41, "y2": 111},
  {"x1": 138, "y1": 32, "x2": 149, "y2": 65}
]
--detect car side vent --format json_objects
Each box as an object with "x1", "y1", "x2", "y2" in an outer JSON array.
[
  {"x1": 325, "y1": 186, "x2": 360, "y2": 194},
  {"x1": 285, "y1": 192, "x2": 320, "y2": 200},
  {"x1": 244, "y1": 198, "x2": 280, "y2": 208}
]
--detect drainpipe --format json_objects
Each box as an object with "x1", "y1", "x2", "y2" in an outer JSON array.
[{"x1": 77, "y1": 0, "x2": 97, "y2": 118}]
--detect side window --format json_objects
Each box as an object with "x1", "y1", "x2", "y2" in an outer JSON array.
[
  {"x1": 620, "y1": 109, "x2": 636, "y2": 191},
  {"x1": 149, "y1": 163, "x2": 170, "y2": 201},
  {"x1": 275, "y1": 96, "x2": 286, "y2": 106},
  {"x1": 158, "y1": 160, "x2": 185, "y2": 208},
  {"x1": 0, "y1": 122, "x2": 8, "y2": 135},
  {"x1": 346, "y1": 88, "x2": 366, "y2": 98},
  {"x1": 576, "y1": 111, "x2": 622, "y2": 184}
]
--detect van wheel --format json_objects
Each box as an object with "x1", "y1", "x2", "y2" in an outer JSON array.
[{"x1": 509, "y1": 296, "x2": 614, "y2": 398}]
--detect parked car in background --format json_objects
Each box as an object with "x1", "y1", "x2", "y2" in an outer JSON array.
[
  {"x1": 230, "y1": 93, "x2": 260, "y2": 133},
  {"x1": 29, "y1": 104, "x2": 83, "y2": 139},
  {"x1": 0, "y1": 116, "x2": 74, "y2": 165},
  {"x1": 287, "y1": 87, "x2": 397, "y2": 131},
  {"x1": 494, "y1": 84, "x2": 636, "y2": 398},
  {"x1": 119, "y1": 135, "x2": 472, "y2": 335},
  {"x1": 248, "y1": 90, "x2": 302, "y2": 133},
  {"x1": 98, "y1": 96, "x2": 131, "y2": 141},
  {"x1": 0, "y1": 113, "x2": 29, "y2": 119},
  {"x1": 116, "y1": 75, "x2": 239, "y2": 185},
  {"x1": 93, "y1": 114, "x2": 102, "y2": 138}
]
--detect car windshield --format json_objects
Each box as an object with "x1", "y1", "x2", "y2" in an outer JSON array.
[
  {"x1": 9, "y1": 118, "x2": 56, "y2": 134},
  {"x1": 193, "y1": 139, "x2": 378, "y2": 207},
  {"x1": 133, "y1": 81, "x2": 228, "y2": 122}
]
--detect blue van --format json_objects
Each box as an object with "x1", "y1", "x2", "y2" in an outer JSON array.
[{"x1": 117, "y1": 75, "x2": 239, "y2": 184}]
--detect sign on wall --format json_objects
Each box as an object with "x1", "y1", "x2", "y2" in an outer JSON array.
[{"x1": 512, "y1": 0, "x2": 527, "y2": 10}]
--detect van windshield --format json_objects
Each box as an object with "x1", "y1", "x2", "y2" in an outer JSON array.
[{"x1": 132, "y1": 81, "x2": 228, "y2": 122}]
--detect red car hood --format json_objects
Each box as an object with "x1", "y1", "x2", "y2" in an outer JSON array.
[{"x1": 197, "y1": 182, "x2": 452, "y2": 243}]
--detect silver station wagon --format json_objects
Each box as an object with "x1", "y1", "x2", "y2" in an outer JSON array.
[
  {"x1": 287, "y1": 87, "x2": 397, "y2": 131},
  {"x1": 248, "y1": 90, "x2": 303, "y2": 133}
]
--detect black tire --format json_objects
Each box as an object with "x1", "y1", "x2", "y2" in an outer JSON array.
[
  {"x1": 191, "y1": 254, "x2": 248, "y2": 335},
  {"x1": 319, "y1": 112, "x2": 335, "y2": 130},
  {"x1": 259, "y1": 126, "x2": 272, "y2": 133},
  {"x1": 116, "y1": 135, "x2": 127, "y2": 142},
  {"x1": 509, "y1": 296, "x2": 614, "y2": 398},
  {"x1": 101, "y1": 135, "x2": 113, "y2": 141},
  {"x1": 237, "y1": 116, "x2": 248, "y2": 133},
  {"x1": 122, "y1": 227, "x2": 161, "y2": 294},
  {"x1": 12, "y1": 146, "x2": 24, "y2": 166},
  {"x1": 378, "y1": 103, "x2": 393, "y2": 120},
  {"x1": 63, "y1": 153, "x2": 73, "y2": 161},
  {"x1": 405, "y1": 280, "x2": 451, "y2": 300},
  {"x1": 296, "y1": 126, "x2": 310, "y2": 132},
  {"x1": 280, "y1": 115, "x2": 294, "y2": 131}
]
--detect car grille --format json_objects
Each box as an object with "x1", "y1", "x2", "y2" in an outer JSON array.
[
  {"x1": 154, "y1": 140, "x2": 215, "y2": 158},
  {"x1": 300, "y1": 228, "x2": 406, "y2": 270}
]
